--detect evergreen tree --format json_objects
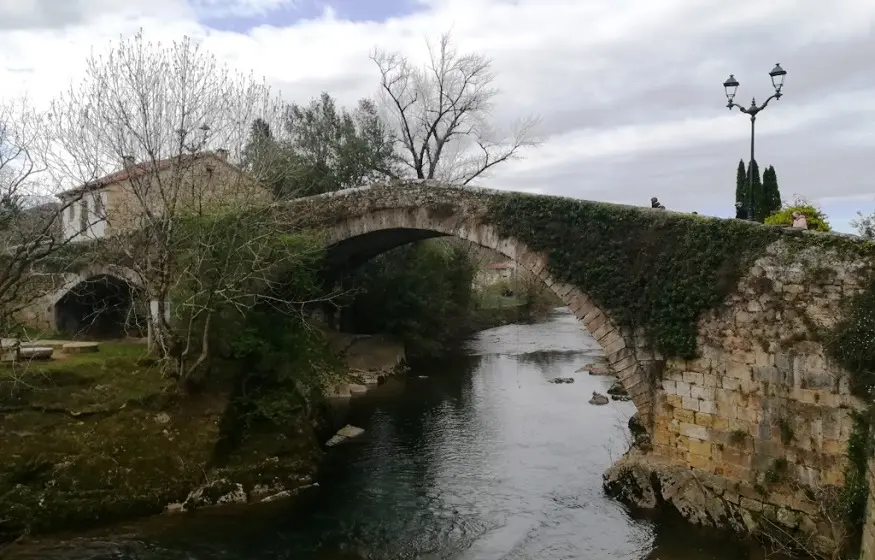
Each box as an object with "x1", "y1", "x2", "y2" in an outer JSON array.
[
  {"x1": 761, "y1": 165, "x2": 782, "y2": 220},
  {"x1": 279, "y1": 93, "x2": 396, "y2": 198},
  {"x1": 241, "y1": 118, "x2": 291, "y2": 199},
  {"x1": 770, "y1": 166, "x2": 782, "y2": 213},
  {"x1": 747, "y1": 159, "x2": 763, "y2": 221},
  {"x1": 735, "y1": 159, "x2": 746, "y2": 209}
]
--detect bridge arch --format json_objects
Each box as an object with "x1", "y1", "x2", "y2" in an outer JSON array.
[
  {"x1": 321, "y1": 206, "x2": 656, "y2": 424},
  {"x1": 51, "y1": 265, "x2": 145, "y2": 339}
]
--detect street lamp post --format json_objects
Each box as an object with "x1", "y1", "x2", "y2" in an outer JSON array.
[{"x1": 723, "y1": 63, "x2": 787, "y2": 221}]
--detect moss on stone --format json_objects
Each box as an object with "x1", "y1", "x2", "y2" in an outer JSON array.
[
  {"x1": 487, "y1": 193, "x2": 783, "y2": 358},
  {"x1": 826, "y1": 272, "x2": 875, "y2": 398}
]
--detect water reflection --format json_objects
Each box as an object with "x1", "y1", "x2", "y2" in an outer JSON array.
[{"x1": 3, "y1": 308, "x2": 788, "y2": 560}]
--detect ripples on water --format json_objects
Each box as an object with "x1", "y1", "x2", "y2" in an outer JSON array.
[{"x1": 3, "y1": 308, "x2": 787, "y2": 560}]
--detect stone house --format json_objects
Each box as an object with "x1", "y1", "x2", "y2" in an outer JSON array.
[
  {"x1": 474, "y1": 261, "x2": 517, "y2": 288},
  {"x1": 9, "y1": 151, "x2": 270, "y2": 337},
  {"x1": 55, "y1": 150, "x2": 269, "y2": 242}
]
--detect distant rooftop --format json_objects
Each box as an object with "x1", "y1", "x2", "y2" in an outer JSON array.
[{"x1": 56, "y1": 151, "x2": 233, "y2": 199}]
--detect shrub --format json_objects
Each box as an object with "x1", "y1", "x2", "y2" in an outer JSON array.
[
  {"x1": 764, "y1": 197, "x2": 831, "y2": 232},
  {"x1": 340, "y1": 239, "x2": 476, "y2": 359},
  {"x1": 852, "y1": 210, "x2": 875, "y2": 239}
]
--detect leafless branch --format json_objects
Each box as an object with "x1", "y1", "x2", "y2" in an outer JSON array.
[
  {"x1": 371, "y1": 31, "x2": 541, "y2": 185},
  {"x1": 0, "y1": 96, "x2": 100, "y2": 335}
]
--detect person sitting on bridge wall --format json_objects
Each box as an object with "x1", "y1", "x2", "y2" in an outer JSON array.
[
  {"x1": 650, "y1": 197, "x2": 666, "y2": 210},
  {"x1": 792, "y1": 211, "x2": 808, "y2": 229}
]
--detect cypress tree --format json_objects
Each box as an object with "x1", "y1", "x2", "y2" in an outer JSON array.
[
  {"x1": 735, "y1": 159, "x2": 746, "y2": 210},
  {"x1": 761, "y1": 166, "x2": 782, "y2": 220},
  {"x1": 771, "y1": 167, "x2": 782, "y2": 213},
  {"x1": 743, "y1": 159, "x2": 763, "y2": 221}
]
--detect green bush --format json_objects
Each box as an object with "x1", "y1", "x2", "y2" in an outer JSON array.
[
  {"x1": 209, "y1": 305, "x2": 344, "y2": 460},
  {"x1": 826, "y1": 274, "x2": 875, "y2": 398},
  {"x1": 764, "y1": 197, "x2": 831, "y2": 232},
  {"x1": 340, "y1": 240, "x2": 476, "y2": 359},
  {"x1": 840, "y1": 411, "x2": 873, "y2": 542}
]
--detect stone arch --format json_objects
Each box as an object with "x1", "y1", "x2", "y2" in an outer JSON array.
[
  {"x1": 322, "y1": 207, "x2": 657, "y2": 425},
  {"x1": 52, "y1": 265, "x2": 145, "y2": 339},
  {"x1": 49, "y1": 265, "x2": 143, "y2": 307}
]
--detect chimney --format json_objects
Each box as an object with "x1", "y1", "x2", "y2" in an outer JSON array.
[
  {"x1": 122, "y1": 155, "x2": 136, "y2": 167},
  {"x1": 215, "y1": 148, "x2": 229, "y2": 161}
]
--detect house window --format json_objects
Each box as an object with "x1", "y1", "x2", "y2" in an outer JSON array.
[
  {"x1": 79, "y1": 198, "x2": 88, "y2": 232},
  {"x1": 94, "y1": 192, "x2": 104, "y2": 218},
  {"x1": 67, "y1": 203, "x2": 74, "y2": 223}
]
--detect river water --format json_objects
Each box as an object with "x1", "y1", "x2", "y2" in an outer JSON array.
[{"x1": 3, "y1": 308, "x2": 783, "y2": 560}]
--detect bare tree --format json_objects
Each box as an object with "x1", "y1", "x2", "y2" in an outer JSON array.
[
  {"x1": 0, "y1": 96, "x2": 90, "y2": 339},
  {"x1": 47, "y1": 31, "x2": 323, "y2": 381},
  {"x1": 371, "y1": 31, "x2": 540, "y2": 185}
]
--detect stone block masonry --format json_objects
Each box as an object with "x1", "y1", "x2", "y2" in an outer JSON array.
[{"x1": 611, "y1": 237, "x2": 871, "y2": 558}]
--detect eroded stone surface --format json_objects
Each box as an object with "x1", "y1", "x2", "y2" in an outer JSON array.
[
  {"x1": 19, "y1": 347, "x2": 53, "y2": 360},
  {"x1": 62, "y1": 341, "x2": 99, "y2": 353},
  {"x1": 604, "y1": 453, "x2": 839, "y2": 557},
  {"x1": 624, "y1": 239, "x2": 872, "y2": 557}
]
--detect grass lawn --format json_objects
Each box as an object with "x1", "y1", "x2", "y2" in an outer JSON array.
[
  {"x1": 0, "y1": 338, "x2": 326, "y2": 540},
  {"x1": 477, "y1": 290, "x2": 526, "y2": 310},
  {"x1": 0, "y1": 341, "x2": 169, "y2": 412},
  {"x1": 0, "y1": 341, "x2": 227, "y2": 540}
]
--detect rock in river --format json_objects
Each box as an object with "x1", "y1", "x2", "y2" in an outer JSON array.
[
  {"x1": 348, "y1": 383, "x2": 368, "y2": 395},
  {"x1": 607, "y1": 381, "x2": 628, "y2": 396},
  {"x1": 588, "y1": 392, "x2": 609, "y2": 405},
  {"x1": 181, "y1": 478, "x2": 247, "y2": 510},
  {"x1": 326, "y1": 424, "x2": 365, "y2": 447},
  {"x1": 549, "y1": 377, "x2": 574, "y2": 384},
  {"x1": 576, "y1": 360, "x2": 612, "y2": 376}
]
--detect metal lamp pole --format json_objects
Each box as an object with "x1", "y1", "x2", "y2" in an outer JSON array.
[{"x1": 722, "y1": 63, "x2": 787, "y2": 221}]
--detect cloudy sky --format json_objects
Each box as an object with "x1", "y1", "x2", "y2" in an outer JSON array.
[{"x1": 1, "y1": 0, "x2": 874, "y2": 232}]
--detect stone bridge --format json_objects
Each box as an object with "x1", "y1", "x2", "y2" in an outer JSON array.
[{"x1": 20, "y1": 181, "x2": 875, "y2": 554}]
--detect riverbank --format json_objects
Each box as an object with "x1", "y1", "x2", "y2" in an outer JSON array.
[
  {"x1": 0, "y1": 330, "x2": 406, "y2": 547},
  {"x1": 0, "y1": 300, "x2": 521, "y2": 548}
]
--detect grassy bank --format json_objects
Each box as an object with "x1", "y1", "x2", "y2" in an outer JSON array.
[
  {"x1": 0, "y1": 340, "x2": 328, "y2": 544},
  {"x1": 470, "y1": 277, "x2": 562, "y2": 329}
]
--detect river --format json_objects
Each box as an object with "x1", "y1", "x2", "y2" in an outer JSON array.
[{"x1": 3, "y1": 308, "x2": 784, "y2": 560}]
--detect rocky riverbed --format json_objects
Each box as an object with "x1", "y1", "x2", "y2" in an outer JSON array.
[{"x1": 323, "y1": 332, "x2": 407, "y2": 397}]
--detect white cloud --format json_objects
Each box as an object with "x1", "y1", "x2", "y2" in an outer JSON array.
[
  {"x1": 189, "y1": 0, "x2": 300, "y2": 18},
  {"x1": 1, "y1": 0, "x2": 874, "y2": 232}
]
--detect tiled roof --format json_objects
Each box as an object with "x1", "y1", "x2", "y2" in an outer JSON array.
[{"x1": 57, "y1": 152, "x2": 232, "y2": 199}]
